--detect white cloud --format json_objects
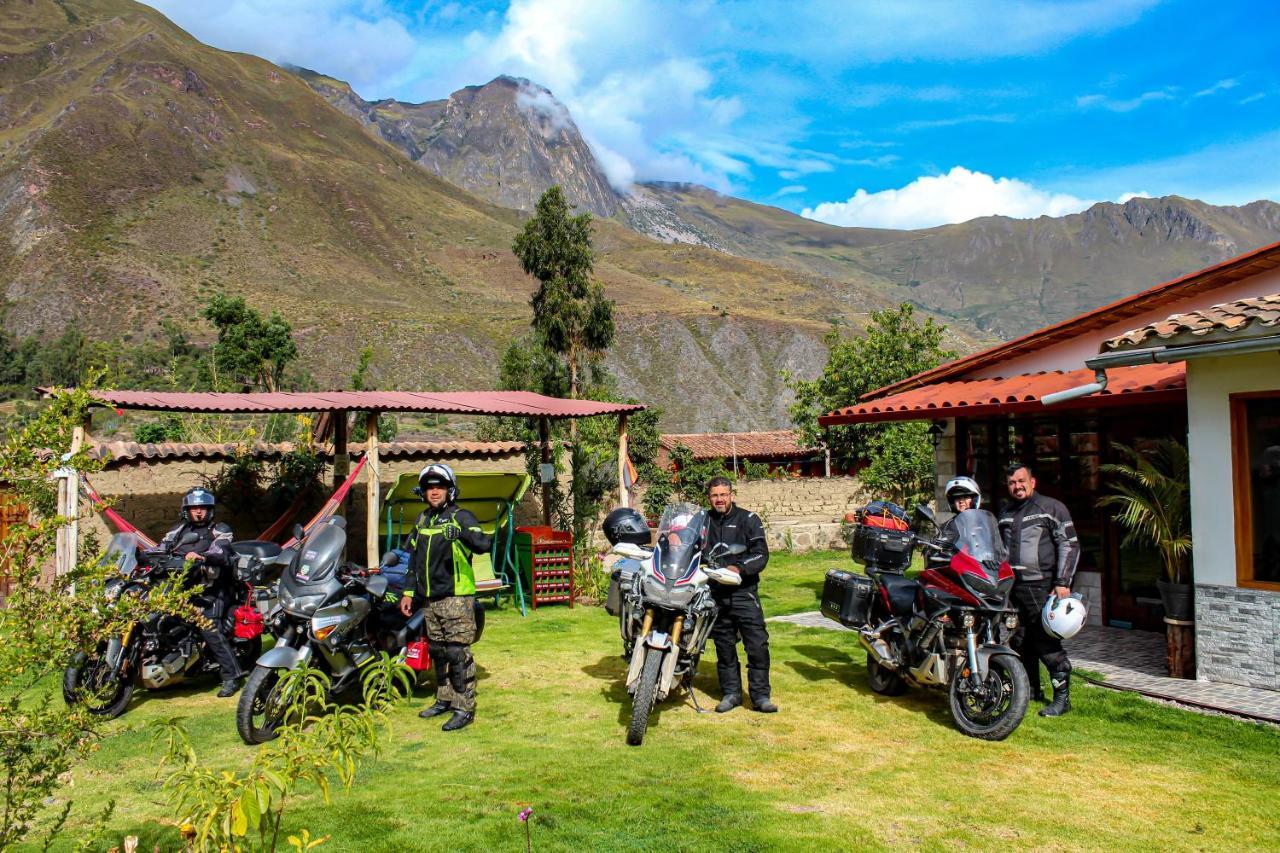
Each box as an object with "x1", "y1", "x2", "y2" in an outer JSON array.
[
  {"x1": 1076, "y1": 89, "x2": 1176, "y2": 112},
  {"x1": 773, "y1": 185, "x2": 807, "y2": 198},
  {"x1": 1195, "y1": 78, "x2": 1239, "y2": 97},
  {"x1": 801, "y1": 166, "x2": 1097, "y2": 229}
]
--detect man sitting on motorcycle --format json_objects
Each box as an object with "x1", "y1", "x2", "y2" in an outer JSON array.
[
  {"x1": 396, "y1": 464, "x2": 492, "y2": 732},
  {"x1": 151, "y1": 488, "x2": 243, "y2": 697}
]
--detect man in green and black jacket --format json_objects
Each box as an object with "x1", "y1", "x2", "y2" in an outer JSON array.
[{"x1": 397, "y1": 463, "x2": 492, "y2": 731}]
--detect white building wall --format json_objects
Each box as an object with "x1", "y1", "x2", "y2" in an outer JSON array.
[{"x1": 1186, "y1": 351, "x2": 1280, "y2": 691}]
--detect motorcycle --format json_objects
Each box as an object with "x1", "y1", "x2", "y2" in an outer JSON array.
[
  {"x1": 821, "y1": 505, "x2": 1029, "y2": 740},
  {"x1": 62, "y1": 532, "x2": 265, "y2": 719},
  {"x1": 236, "y1": 517, "x2": 429, "y2": 745},
  {"x1": 606, "y1": 503, "x2": 743, "y2": 747}
]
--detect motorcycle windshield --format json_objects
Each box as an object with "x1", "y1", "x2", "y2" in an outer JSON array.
[
  {"x1": 945, "y1": 510, "x2": 1006, "y2": 564},
  {"x1": 102, "y1": 532, "x2": 139, "y2": 576},
  {"x1": 654, "y1": 503, "x2": 707, "y2": 584}
]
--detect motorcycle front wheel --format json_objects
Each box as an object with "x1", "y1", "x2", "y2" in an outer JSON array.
[
  {"x1": 236, "y1": 666, "x2": 287, "y2": 745},
  {"x1": 948, "y1": 653, "x2": 1029, "y2": 741},
  {"x1": 626, "y1": 648, "x2": 663, "y2": 747},
  {"x1": 62, "y1": 655, "x2": 134, "y2": 719}
]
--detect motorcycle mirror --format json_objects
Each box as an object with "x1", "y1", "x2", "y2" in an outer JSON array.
[
  {"x1": 292, "y1": 523, "x2": 306, "y2": 541},
  {"x1": 178, "y1": 530, "x2": 200, "y2": 546},
  {"x1": 365, "y1": 574, "x2": 388, "y2": 599},
  {"x1": 726, "y1": 543, "x2": 747, "y2": 556},
  {"x1": 914, "y1": 504, "x2": 938, "y2": 526}
]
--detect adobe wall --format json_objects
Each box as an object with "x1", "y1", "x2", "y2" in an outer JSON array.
[{"x1": 81, "y1": 455, "x2": 538, "y2": 556}]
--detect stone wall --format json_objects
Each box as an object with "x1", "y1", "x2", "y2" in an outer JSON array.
[{"x1": 1195, "y1": 584, "x2": 1280, "y2": 691}]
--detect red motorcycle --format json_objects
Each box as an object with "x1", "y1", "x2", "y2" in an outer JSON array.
[{"x1": 822, "y1": 504, "x2": 1029, "y2": 740}]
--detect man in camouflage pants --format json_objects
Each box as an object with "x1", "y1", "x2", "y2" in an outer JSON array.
[{"x1": 397, "y1": 464, "x2": 492, "y2": 732}]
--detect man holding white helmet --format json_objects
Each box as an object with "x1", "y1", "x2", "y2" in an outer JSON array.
[
  {"x1": 998, "y1": 463, "x2": 1080, "y2": 718},
  {"x1": 396, "y1": 463, "x2": 492, "y2": 732}
]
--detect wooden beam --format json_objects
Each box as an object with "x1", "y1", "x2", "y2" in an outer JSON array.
[
  {"x1": 616, "y1": 414, "x2": 629, "y2": 509},
  {"x1": 539, "y1": 417, "x2": 553, "y2": 527},
  {"x1": 56, "y1": 415, "x2": 89, "y2": 578},
  {"x1": 365, "y1": 411, "x2": 381, "y2": 569},
  {"x1": 332, "y1": 409, "x2": 349, "y2": 515}
]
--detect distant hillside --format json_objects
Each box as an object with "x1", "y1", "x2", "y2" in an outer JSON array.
[{"x1": 0, "y1": 0, "x2": 939, "y2": 431}]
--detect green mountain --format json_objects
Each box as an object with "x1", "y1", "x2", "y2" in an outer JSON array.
[{"x1": 0, "y1": 0, "x2": 926, "y2": 431}]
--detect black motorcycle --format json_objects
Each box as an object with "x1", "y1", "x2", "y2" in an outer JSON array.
[
  {"x1": 62, "y1": 532, "x2": 265, "y2": 719},
  {"x1": 236, "y1": 517, "x2": 434, "y2": 744}
]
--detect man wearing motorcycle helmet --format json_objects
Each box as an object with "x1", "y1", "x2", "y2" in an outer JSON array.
[
  {"x1": 998, "y1": 463, "x2": 1079, "y2": 717},
  {"x1": 154, "y1": 488, "x2": 243, "y2": 697},
  {"x1": 704, "y1": 476, "x2": 776, "y2": 714},
  {"x1": 395, "y1": 463, "x2": 492, "y2": 732}
]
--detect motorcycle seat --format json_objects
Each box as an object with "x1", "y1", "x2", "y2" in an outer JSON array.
[
  {"x1": 232, "y1": 540, "x2": 283, "y2": 560},
  {"x1": 877, "y1": 572, "x2": 920, "y2": 617}
]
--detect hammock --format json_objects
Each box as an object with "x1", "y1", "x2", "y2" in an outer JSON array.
[{"x1": 80, "y1": 454, "x2": 369, "y2": 549}]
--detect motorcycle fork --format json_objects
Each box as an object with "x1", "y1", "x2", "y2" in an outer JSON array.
[
  {"x1": 669, "y1": 614, "x2": 686, "y2": 648},
  {"x1": 964, "y1": 628, "x2": 984, "y2": 686}
]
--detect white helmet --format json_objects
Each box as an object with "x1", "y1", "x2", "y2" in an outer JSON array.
[
  {"x1": 1041, "y1": 593, "x2": 1087, "y2": 640},
  {"x1": 944, "y1": 476, "x2": 982, "y2": 511},
  {"x1": 417, "y1": 463, "x2": 459, "y2": 502}
]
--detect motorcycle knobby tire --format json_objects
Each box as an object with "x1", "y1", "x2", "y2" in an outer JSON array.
[
  {"x1": 63, "y1": 657, "x2": 134, "y2": 719},
  {"x1": 626, "y1": 648, "x2": 663, "y2": 747},
  {"x1": 948, "y1": 653, "x2": 1029, "y2": 741}
]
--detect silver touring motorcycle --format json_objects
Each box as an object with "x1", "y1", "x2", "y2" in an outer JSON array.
[
  {"x1": 604, "y1": 503, "x2": 743, "y2": 746},
  {"x1": 236, "y1": 517, "x2": 427, "y2": 744}
]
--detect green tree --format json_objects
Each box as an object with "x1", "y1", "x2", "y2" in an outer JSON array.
[
  {"x1": 512, "y1": 185, "x2": 615, "y2": 437},
  {"x1": 202, "y1": 294, "x2": 298, "y2": 392},
  {"x1": 787, "y1": 303, "x2": 954, "y2": 505}
]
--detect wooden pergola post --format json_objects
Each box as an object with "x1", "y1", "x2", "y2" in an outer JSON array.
[
  {"x1": 365, "y1": 411, "x2": 381, "y2": 569},
  {"x1": 539, "y1": 417, "x2": 553, "y2": 526},
  {"x1": 616, "y1": 414, "x2": 629, "y2": 509},
  {"x1": 55, "y1": 414, "x2": 90, "y2": 578},
  {"x1": 332, "y1": 410, "x2": 349, "y2": 515}
]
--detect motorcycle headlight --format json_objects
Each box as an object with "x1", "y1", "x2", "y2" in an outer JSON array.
[
  {"x1": 1004, "y1": 614, "x2": 1019, "y2": 630},
  {"x1": 961, "y1": 611, "x2": 976, "y2": 629}
]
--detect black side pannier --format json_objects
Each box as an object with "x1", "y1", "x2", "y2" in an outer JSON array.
[
  {"x1": 850, "y1": 524, "x2": 914, "y2": 572},
  {"x1": 820, "y1": 569, "x2": 874, "y2": 628}
]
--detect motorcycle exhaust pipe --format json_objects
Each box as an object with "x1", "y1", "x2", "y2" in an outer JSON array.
[{"x1": 858, "y1": 627, "x2": 898, "y2": 670}]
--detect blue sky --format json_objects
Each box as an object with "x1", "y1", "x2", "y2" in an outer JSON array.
[{"x1": 145, "y1": 0, "x2": 1280, "y2": 229}]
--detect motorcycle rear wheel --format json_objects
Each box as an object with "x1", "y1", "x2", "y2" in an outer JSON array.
[
  {"x1": 948, "y1": 653, "x2": 1029, "y2": 741},
  {"x1": 866, "y1": 657, "x2": 907, "y2": 696},
  {"x1": 62, "y1": 657, "x2": 133, "y2": 719},
  {"x1": 626, "y1": 649, "x2": 663, "y2": 747},
  {"x1": 237, "y1": 666, "x2": 286, "y2": 745}
]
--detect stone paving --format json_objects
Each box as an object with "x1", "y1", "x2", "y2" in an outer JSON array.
[{"x1": 769, "y1": 611, "x2": 1280, "y2": 723}]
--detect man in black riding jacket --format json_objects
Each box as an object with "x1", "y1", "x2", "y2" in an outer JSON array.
[
  {"x1": 998, "y1": 464, "x2": 1079, "y2": 717},
  {"x1": 395, "y1": 464, "x2": 492, "y2": 732},
  {"x1": 704, "y1": 476, "x2": 776, "y2": 714},
  {"x1": 152, "y1": 488, "x2": 243, "y2": 697}
]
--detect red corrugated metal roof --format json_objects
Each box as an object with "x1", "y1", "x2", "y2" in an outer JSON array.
[
  {"x1": 819, "y1": 363, "x2": 1185, "y2": 426},
  {"x1": 91, "y1": 439, "x2": 526, "y2": 467},
  {"x1": 64, "y1": 389, "x2": 643, "y2": 419},
  {"x1": 659, "y1": 430, "x2": 817, "y2": 460},
  {"x1": 865, "y1": 239, "x2": 1280, "y2": 401}
]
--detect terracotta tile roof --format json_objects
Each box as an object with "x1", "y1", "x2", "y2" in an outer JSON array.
[
  {"x1": 1102, "y1": 292, "x2": 1280, "y2": 351},
  {"x1": 863, "y1": 239, "x2": 1280, "y2": 401},
  {"x1": 61, "y1": 389, "x2": 643, "y2": 419},
  {"x1": 92, "y1": 439, "x2": 525, "y2": 468},
  {"x1": 659, "y1": 430, "x2": 818, "y2": 459},
  {"x1": 819, "y1": 363, "x2": 1185, "y2": 426}
]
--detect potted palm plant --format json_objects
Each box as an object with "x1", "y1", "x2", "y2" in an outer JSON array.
[{"x1": 1098, "y1": 439, "x2": 1194, "y2": 675}]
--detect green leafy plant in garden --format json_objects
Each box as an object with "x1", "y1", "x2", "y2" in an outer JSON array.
[
  {"x1": 1098, "y1": 439, "x2": 1192, "y2": 584},
  {"x1": 153, "y1": 654, "x2": 412, "y2": 853},
  {"x1": 786, "y1": 304, "x2": 954, "y2": 507},
  {"x1": 0, "y1": 386, "x2": 195, "y2": 849}
]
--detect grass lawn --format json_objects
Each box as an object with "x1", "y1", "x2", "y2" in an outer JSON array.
[{"x1": 38, "y1": 551, "x2": 1280, "y2": 851}]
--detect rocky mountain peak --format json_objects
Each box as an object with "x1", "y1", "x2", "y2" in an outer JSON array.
[{"x1": 299, "y1": 71, "x2": 622, "y2": 218}]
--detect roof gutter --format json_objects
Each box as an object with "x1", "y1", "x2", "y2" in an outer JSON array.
[{"x1": 1041, "y1": 333, "x2": 1280, "y2": 406}]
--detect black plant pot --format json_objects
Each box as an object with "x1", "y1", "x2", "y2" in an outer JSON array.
[{"x1": 1157, "y1": 580, "x2": 1194, "y2": 622}]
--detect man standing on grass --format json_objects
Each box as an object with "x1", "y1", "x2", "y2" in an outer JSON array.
[
  {"x1": 397, "y1": 464, "x2": 492, "y2": 732},
  {"x1": 704, "y1": 476, "x2": 777, "y2": 714},
  {"x1": 999, "y1": 463, "x2": 1079, "y2": 717}
]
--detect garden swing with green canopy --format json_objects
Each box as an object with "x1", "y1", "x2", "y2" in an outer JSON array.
[{"x1": 379, "y1": 471, "x2": 532, "y2": 616}]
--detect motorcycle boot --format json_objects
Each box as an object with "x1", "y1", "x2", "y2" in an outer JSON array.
[
  {"x1": 442, "y1": 710, "x2": 474, "y2": 732},
  {"x1": 715, "y1": 694, "x2": 742, "y2": 713},
  {"x1": 418, "y1": 701, "x2": 451, "y2": 718},
  {"x1": 217, "y1": 677, "x2": 241, "y2": 698},
  {"x1": 750, "y1": 695, "x2": 778, "y2": 713},
  {"x1": 1038, "y1": 670, "x2": 1072, "y2": 717}
]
